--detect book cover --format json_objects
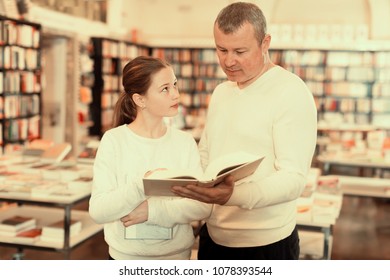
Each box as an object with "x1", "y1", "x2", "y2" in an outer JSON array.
[
  {"x1": 14, "y1": 227, "x2": 42, "y2": 243},
  {"x1": 124, "y1": 223, "x2": 173, "y2": 240},
  {"x1": 0, "y1": 215, "x2": 36, "y2": 232},
  {"x1": 67, "y1": 176, "x2": 93, "y2": 192},
  {"x1": 143, "y1": 152, "x2": 264, "y2": 196},
  {"x1": 41, "y1": 219, "x2": 82, "y2": 238},
  {"x1": 40, "y1": 143, "x2": 72, "y2": 164},
  {"x1": 77, "y1": 140, "x2": 100, "y2": 164}
]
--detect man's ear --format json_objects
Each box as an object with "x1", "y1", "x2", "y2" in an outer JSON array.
[{"x1": 262, "y1": 34, "x2": 271, "y2": 52}]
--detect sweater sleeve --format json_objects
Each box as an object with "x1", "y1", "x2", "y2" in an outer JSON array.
[
  {"x1": 147, "y1": 197, "x2": 212, "y2": 228},
  {"x1": 89, "y1": 132, "x2": 144, "y2": 224},
  {"x1": 226, "y1": 80, "x2": 317, "y2": 209}
]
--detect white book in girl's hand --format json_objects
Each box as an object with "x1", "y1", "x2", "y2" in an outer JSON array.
[
  {"x1": 124, "y1": 223, "x2": 172, "y2": 240},
  {"x1": 143, "y1": 152, "x2": 264, "y2": 196}
]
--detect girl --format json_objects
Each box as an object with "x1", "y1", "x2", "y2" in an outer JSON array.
[{"x1": 89, "y1": 56, "x2": 210, "y2": 260}]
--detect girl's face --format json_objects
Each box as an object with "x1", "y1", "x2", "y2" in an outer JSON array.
[{"x1": 143, "y1": 67, "x2": 180, "y2": 118}]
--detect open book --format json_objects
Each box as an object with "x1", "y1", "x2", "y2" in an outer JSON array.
[{"x1": 143, "y1": 152, "x2": 264, "y2": 196}]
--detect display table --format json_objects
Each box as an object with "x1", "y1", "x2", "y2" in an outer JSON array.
[
  {"x1": 317, "y1": 154, "x2": 390, "y2": 177},
  {"x1": 297, "y1": 220, "x2": 334, "y2": 260},
  {"x1": 0, "y1": 166, "x2": 102, "y2": 259},
  {"x1": 296, "y1": 174, "x2": 342, "y2": 260},
  {"x1": 338, "y1": 176, "x2": 390, "y2": 198}
]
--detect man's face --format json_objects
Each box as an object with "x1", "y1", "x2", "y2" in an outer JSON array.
[{"x1": 214, "y1": 22, "x2": 265, "y2": 89}]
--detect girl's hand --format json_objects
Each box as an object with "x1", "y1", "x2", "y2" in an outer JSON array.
[{"x1": 120, "y1": 200, "x2": 149, "y2": 227}]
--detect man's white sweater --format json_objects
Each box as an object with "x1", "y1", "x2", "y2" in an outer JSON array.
[{"x1": 199, "y1": 66, "x2": 317, "y2": 247}]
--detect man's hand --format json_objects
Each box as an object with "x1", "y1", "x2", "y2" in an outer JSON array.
[
  {"x1": 171, "y1": 175, "x2": 235, "y2": 205},
  {"x1": 120, "y1": 200, "x2": 148, "y2": 227}
]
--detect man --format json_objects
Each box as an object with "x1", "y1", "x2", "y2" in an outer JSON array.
[{"x1": 172, "y1": 2, "x2": 317, "y2": 259}]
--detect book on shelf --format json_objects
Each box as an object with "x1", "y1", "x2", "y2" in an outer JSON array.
[
  {"x1": 41, "y1": 219, "x2": 82, "y2": 240},
  {"x1": 124, "y1": 223, "x2": 173, "y2": 240},
  {"x1": 14, "y1": 227, "x2": 42, "y2": 244},
  {"x1": 0, "y1": 215, "x2": 36, "y2": 233},
  {"x1": 143, "y1": 152, "x2": 264, "y2": 196}
]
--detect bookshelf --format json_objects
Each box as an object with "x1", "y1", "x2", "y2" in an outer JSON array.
[
  {"x1": 88, "y1": 37, "x2": 150, "y2": 136},
  {"x1": 269, "y1": 48, "x2": 390, "y2": 173},
  {"x1": 0, "y1": 16, "x2": 42, "y2": 152},
  {"x1": 0, "y1": 204, "x2": 102, "y2": 259},
  {"x1": 87, "y1": 40, "x2": 390, "y2": 145},
  {"x1": 270, "y1": 49, "x2": 390, "y2": 129}
]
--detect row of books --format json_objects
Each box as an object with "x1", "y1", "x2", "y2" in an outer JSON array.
[
  {"x1": 0, "y1": 20, "x2": 40, "y2": 48},
  {"x1": 0, "y1": 46, "x2": 40, "y2": 70},
  {"x1": 2, "y1": 116, "x2": 40, "y2": 142},
  {"x1": 102, "y1": 74, "x2": 119, "y2": 91},
  {"x1": 93, "y1": 38, "x2": 149, "y2": 59},
  {"x1": 0, "y1": 214, "x2": 82, "y2": 244},
  {"x1": 284, "y1": 65, "x2": 376, "y2": 82},
  {"x1": 318, "y1": 97, "x2": 371, "y2": 113},
  {"x1": 271, "y1": 50, "x2": 390, "y2": 67},
  {"x1": 0, "y1": 71, "x2": 41, "y2": 94},
  {"x1": 319, "y1": 112, "x2": 390, "y2": 130},
  {"x1": 152, "y1": 48, "x2": 192, "y2": 63},
  {"x1": 101, "y1": 92, "x2": 119, "y2": 110},
  {"x1": 319, "y1": 111, "x2": 371, "y2": 127},
  {"x1": 1, "y1": 116, "x2": 40, "y2": 142},
  {"x1": 0, "y1": 94, "x2": 40, "y2": 119},
  {"x1": 169, "y1": 63, "x2": 226, "y2": 79}
]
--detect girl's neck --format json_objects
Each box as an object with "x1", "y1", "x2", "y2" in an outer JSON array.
[{"x1": 128, "y1": 118, "x2": 167, "y2": 139}]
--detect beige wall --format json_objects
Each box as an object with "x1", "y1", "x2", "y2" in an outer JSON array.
[{"x1": 120, "y1": 0, "x2": 390, "y2": 46}]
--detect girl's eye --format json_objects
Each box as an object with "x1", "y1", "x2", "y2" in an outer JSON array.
[{"x1": 162, "y1": 87, "x2": 169, "y2": 92}]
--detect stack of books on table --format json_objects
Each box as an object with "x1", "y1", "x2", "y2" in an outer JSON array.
[
  {"x1": 297, "y1": 170, "x2": 342, "y2": 225},
  {"x1": 14, "y1": 228, "x2": 42, "y2": 244},
  {"x1": 297, "y1": 168, "x2": 321, "y2": 221},
  {"x1": 77, "y1": 140, "x2": 100, "y2": 164},
  {"x1": 40, "y1": 219, "x2": 82, "y2": 243},
  {"x1": 0, "y1": 215, "x2": 37, "y2": 238},
  {"x1": 312, "y1": 176, "x2": 343, "y2": 224}
]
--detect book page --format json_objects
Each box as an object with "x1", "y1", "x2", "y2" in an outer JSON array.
[
  {"x1": 146, "y1": 168, "x2": 202, "y2": 181},
  {"x1": 203, "y1": 152, "x2": 262, "y2": 180}
]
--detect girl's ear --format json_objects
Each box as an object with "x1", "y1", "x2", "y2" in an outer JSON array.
[{"x1": 132, "y1": 93, "x2": 146, "y2": 109}]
